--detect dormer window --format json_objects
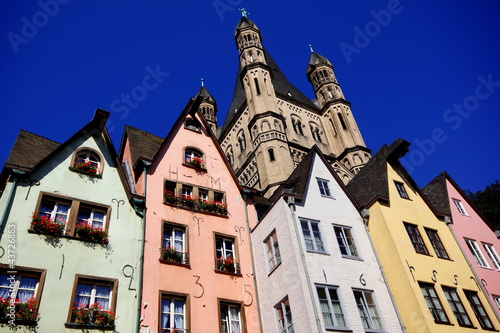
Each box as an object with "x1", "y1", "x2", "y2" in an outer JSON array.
[
  {"x1": 70, "y1": 149, "x2": 102, "y2": 177},
  {"x1": 185, "y1": 118, "x2": 201, "y2": 132},
  {"x1": 184, "y1": 148, "x2": 205, "y2": 169}
]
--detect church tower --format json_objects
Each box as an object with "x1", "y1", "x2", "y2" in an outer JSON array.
[
  {"x1": 218, "y1": 12, "x2": 371, "y2": 197},
  {"x1": 307, "y1": 48, "x2": 371, "y2": 175},
  {"x1": 196, "y1": 80, "x2": 218, "y2": 134}
]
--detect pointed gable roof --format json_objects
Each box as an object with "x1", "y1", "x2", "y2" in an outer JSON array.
[
  {"x1": 120, "y1": 125, "x2": 164, "y2": 170},
  {"x1": 422, "y1": 172, "x2": 451, "y2": 216},
  {"x1": 196, "y1": 85, "x2": 216, "y2": 104},
  {"x1": 347, "y1": 138, "x2": 411, "y2": 208},
  {"x1": 307, "y1": 51, "x2": 333, "y2": 74},
  {"x1": 4, "y1": 130, "x2": 60, "y2": 171},
  {"x1": 269, "y1": 145, "x2": 360, "y2": 209}
]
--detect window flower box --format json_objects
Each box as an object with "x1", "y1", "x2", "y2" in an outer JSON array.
[
  {"x1": 32, "y1": 214, "x2": 65, "y2": 236},
  {"x1": 69, "y1": 161, "x2": 101, "y2": 178},
  {"x1": 0, "y1": 297, "x2": 38, "y2": 324},
  {"x1": 161, "y1": 247, "x2": 188, "y2": 264},
  {"x1": 184, "y1": 157, "x2": 205, "y2": 169},
  {"x1": 75, "y1": 225, "x2": 109, "y2": 244},
  {"x1": 216, "y1": 257, "x2": 240, "y2": 274},
  {"x1": 71, "y1": 303, "x2": 115, "y2": 327},
  {"x1": 163, "y1": 192, "x2": 228, "y2": 217}
]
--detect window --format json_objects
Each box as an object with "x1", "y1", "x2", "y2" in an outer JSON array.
[
  {"x1": 237, "y1": 132, "x2": 246, "y2": 154},
  {"x1": 404, "y1": 223, "x2": 429, "y2": 255},
  {"x1": 161, "y1": 224, "x2": 188, "y2": 265},
  {"x1": 185, "y1": 118, "x2": 200, "y2": 132},
  {"x1": 337, "y1": 113, "x2": 347, "y2": 130},
  {"x1": 184, "y1": 148, "x2": 205, "y2": 169},
  {"x1": 215, "y1": 236, "x2": 239, "y2": 274},
  {"x1": 310, "y1": 124, "x2": 322, "y2": 142},
  {"x1": 317, "y1": 179, "x2": 332, "y2": 197},
  {"x1": 69, "y1": 276, "x2": 117, "y2": 326},
  {"x1": 226, "y1": 148, "x2": 234, "y2": 166},
  {"x1": 264, "y1": 231, "x2": 281, "y2": 272},
  {"x1": 493, "y1": 295, "x2": 500, "y2": 310},
  {"x1": 453, "y1": 199, "x2": 467, "y2": 215},
  {"x1": 482, "y1": 243, "x2": 500, "y2": 270},
  {"x1": 0, "y1": 266, "x2": 45, "y2": 321},
  {"x1": 71, "y1": 149, "x2": 101, "y2": 176},
  {"x1": 353, "y1": 289, "x2": 384, "y2": 331},
  {"x1": 291, "y1": 118, "x2": 304, "y2": 135},
  {"x1": 316, "y1": 285, "x2": 347, "y2": 329},
  {"x1": 464, "y1": 290, "x2": 494, "y2": 330},
  {"x1": 442, "y1": 286, "x2": 473, "y2": 327},
  {"x1": 275, "y1": 298, "x2": 293, "y2": 333},
  {"x1": 268, "y1": 148, "x2": 275, "y2": 162},
  {"x1": 334, "y1": 225, "x2": 359, "y2": 258},
  {"x1": 299, "y1": 218, "x2": 325, "y2": 252},
  {"x1": 32, "y1": 193, "x2": 110, "y2": 242},
  {"x1": 425, "y1": 228, "x2": 449, "y2": 259},
  {"x1": 394, "y1": 181, "x2": 409, "y2": 199},
  {"x1": 465, "y1": 239, "x2": 489, "y2": 268},
  {"x1": 220, "y1": 302, "x2": 243, "y2": 333},
  {"x1": 161, "y1": 295, "x2": 186, "y2": 332},
  {"x1": 419, "y1": 282, "x2": 449, "y2": 324}
]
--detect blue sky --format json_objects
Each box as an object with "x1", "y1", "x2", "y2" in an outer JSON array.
[{"x1": 1, "y1": 1, "x2": 499, "y2": 192}]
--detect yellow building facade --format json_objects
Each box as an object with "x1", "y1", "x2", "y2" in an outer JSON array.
[{"x1": 348, "y1": 139, "x2": 499, "y2": 333}]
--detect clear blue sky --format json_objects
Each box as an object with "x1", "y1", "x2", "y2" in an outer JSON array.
[{"x1": 1, "y1": 1, "x2": 499, "y2": 192}]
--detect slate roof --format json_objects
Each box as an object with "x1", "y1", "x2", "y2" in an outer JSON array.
[
  {"x1": 307, "y1": 51, "x2": 332, "y2": 74},
  {"x1": 196, "y1": 86, "x2": 216, "y2": 105},
  {"x1": 5, "y1": 130, "x2": 60, "y2": 170},
  {"x1": 123, "y1": 125, "x2": 164, "y2": 169},
  {"x1": 347, "y1": 138, "x2": 410, "y2": 208},
  {"x1": 221, "y1": 47, "x2": 319, "y2": 136},
  {"x1": 422, "y1": 172, "x2": 451, "y2": 216}
]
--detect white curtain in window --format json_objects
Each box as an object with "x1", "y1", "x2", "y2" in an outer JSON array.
[
  {"x1": 161, "y1": 299, "x2": 171, "y2": 329},
  {"x1": 74, "y1": 283, "x2": 92, "y2": 307},
  {"x1": 17, "y1": 277, "x2": 37, "y2": 302},
  {"x1": 174, "y1": 299, "x2": 184, "y2": 328},
  {"x1": 95, "y1": 285, "x2": 111, "y2": 310},
  {"x1": 0, "y1": 275, "x2": 11, "y2": 299}
]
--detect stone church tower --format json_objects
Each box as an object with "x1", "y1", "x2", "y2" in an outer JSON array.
[{"x1": 215, "y1": 14, "x2": 371, "y2": 198}]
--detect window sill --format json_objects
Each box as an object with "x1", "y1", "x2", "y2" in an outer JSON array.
[
  {"x1": 341, "y1": 255, "x2": 363, "y2": 261},
  {"x1": 306, "y1": 250, "x2": 329, "y2": 255},
  {"x1": 68, "y1": 167, "x2": 102, "y2": 178},
  {"x1": 65, "y1": 322, "x2": 115, "y2": 330},
  {"x1": 182, "y1": 163, "x2": 207, "y2": 172},
  {"x1": 0, "y1": 317, "x2": 37, "y2": 326},
  {"x1": 325, "y1": 327, "x2": 352, "y2": 332},
  {"x1": 163, "y1": 202, "x2": 228, "y2": 218},
  {"x1": 214, "y1": 269, "x2": 242, "y2": 277},
  {"x1": 28, "y1": 229, "x2": 109, "y2": 245},
  {"x1": 159, "y1": 258, "x2": 191, "y2": 268},
  {"x1": 268, "y1": 261, "x2": 282, "y2": 277}
]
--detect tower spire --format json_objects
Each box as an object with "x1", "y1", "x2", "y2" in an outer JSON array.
[{"x1": 238, "y1": 8, "x2": 250, "y2": 17}]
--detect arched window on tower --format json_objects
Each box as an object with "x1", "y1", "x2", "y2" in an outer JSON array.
[
  {"x1": 226, "y1": 147, "x2": 234, "y2": 166},
  {"x1": 310, "y1": 123, "x2": 322, "y2": 143},
  {"x1": 268, "y1": 148, "x2": 275, "y2": 162},
  {"x1": 237, "y1": 131, "x2": 246, "y2": 154},
  {"x1": 254, "y1": 78, "x2": 261, "y2": 95},
  {"x1": 338, "y1": 113, "x2": 347, "y2": 130},
  {"x1": 291, "y1": 117, "x2": 304, "y2": 135}
]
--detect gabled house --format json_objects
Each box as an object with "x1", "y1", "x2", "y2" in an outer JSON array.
[
  {"x1": 347, "y1": 138, "x2": 499, "y2": 332},
  {"x1": 0, "y1": 110, "x2": 143, "y2": 332},
  {"x1": 119, "y1": 91, "x2": 261, "y2": 333},
  {"x1": 423, "y1": 172, "x2": 500, "y2": 321},
  {"x1": 251, "y1": 146, "x2": 404, "y2": 332}
]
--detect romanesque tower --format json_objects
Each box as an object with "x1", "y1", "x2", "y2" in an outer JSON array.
[{"x1": 217, "y1": 13, "x2": 371, "y2": 197}]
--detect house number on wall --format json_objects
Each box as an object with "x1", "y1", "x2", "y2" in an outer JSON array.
[
  {"x1": 244, "y1": 284, "x2": 253, "y2": 306},
  {"x1": 193, "y1": 275, "x2": 204, "y2": 298},
  {"x1": 122, "y1": 265, "x2": 136, "y2": 291},
  {"x1": 431, "y1": 270, "x2": 438, "y2": 282}
]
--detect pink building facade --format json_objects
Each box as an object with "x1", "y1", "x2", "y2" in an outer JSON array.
[
  {"x1": 120, "y1": 96, "x2": 261, "y2": 333},
  {"x1": 424, "y1": 172, "x2": 500, "y2": 321}
]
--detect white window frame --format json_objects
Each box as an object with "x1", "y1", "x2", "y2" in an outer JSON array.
[
  {"x1": 39, "y1": 199, "x2": 71, "y2": 225},
  {"x1": 76, "y1": 206, "x2": 106, "y2": 229},
  {"x1": 264, "y1": 231, "x2": 281, "y2": 272},
  {"x1": 465, "y1": 239, "x2": 489, "y2": 268},
  {"x1": 453, "y1": 199, "x2": 468, "y2": 215},
  {"x1": 275, "y1": 298, "x2": 293, "y2": 333},
  {"x1": 316, "y1": 285, "x2": 348, "y2": 329},
  {"x1": 493, "y1": 295, "x2": 500, "y2": 310},
  {"x1": 162, "y1": 224, "x2": 187, "y2": 263},
  {"x1": 0, "y1": 273, "x2": 39, "y2": 303},
  {"x1": 333, "y1": 225, "x2": 360, "y2": 259},
  {"x1": 161, "y1": 295, "x2": 186, "y2": 332},
  {"x1": 73, "y1": 150, "x2": 101, "y2": 174},
  {"x1": 73, "y1": 281, "x2": 113, "y2": 311},
  {"x1": 220, "y1": 302, "x2": 242, "y2": 333},
  {"x1": 299, "y1": 218, "x2": 325, "y2": 253},
  {"x1": 482, "y1": 243, "x2": 500, "y2": 270},
  {"x1": 317, "y1": 178, "x2": 332, "y2": 197},
  {"x1": 353, "y1": 289, "x2": 384, "y2": 331}
]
